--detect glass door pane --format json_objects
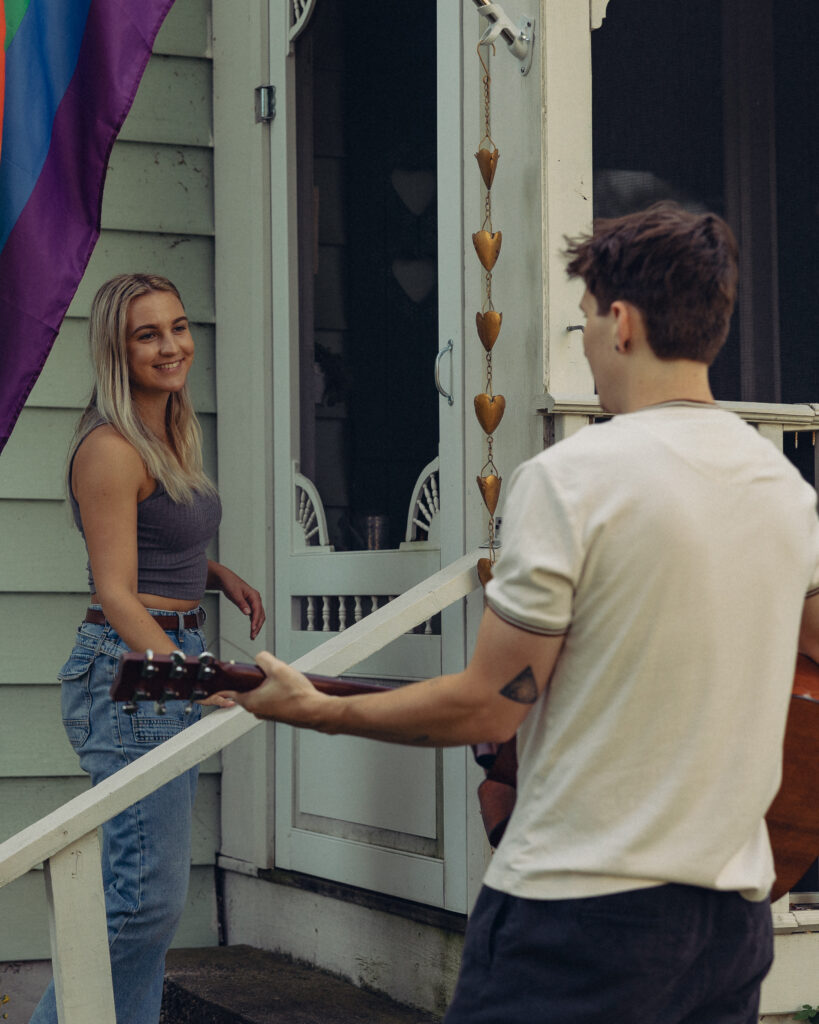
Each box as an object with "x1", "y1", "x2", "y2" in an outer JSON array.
[{"x1": 296, "y1": 0, "x2": 439, "y2": 551}]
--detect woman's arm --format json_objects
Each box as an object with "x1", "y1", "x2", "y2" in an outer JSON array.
[
  {"x1": 72, "y1": 427, "x2": 182, "y2": 654},
  {"x1": 206, "y1": 560, "x2": 265, "y2": 640}
]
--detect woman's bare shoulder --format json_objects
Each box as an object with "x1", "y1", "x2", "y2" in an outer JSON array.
[{"x1": 73, "y1": 425, "x2": 147, "y2": 492}]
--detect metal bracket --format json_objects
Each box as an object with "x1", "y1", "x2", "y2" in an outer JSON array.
[
  {"x1": 474, "y1": 2, "x2": 536, "y2": 77},
  {"x1": 255, "y1": 85, "x2": 276, "y2": 123}
]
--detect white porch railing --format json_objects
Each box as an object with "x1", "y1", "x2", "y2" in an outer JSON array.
[
  {"x1": 537, "y1": 395, "x2": 819, "y2": 483},
  {"x1": 0, "y1": 551, "x2": 480, "y2": 1023}
]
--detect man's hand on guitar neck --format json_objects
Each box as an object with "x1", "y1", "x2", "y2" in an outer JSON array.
[{"x1": 218, "y1": 651, "x2": 332, "y2": 726}]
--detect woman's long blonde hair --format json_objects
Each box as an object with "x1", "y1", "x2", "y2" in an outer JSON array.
[{"x1": 67, "y1": 273, "x2": 216, "y2": 504}]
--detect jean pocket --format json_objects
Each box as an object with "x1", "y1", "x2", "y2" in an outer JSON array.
[
  {"x1": 59, "y1": 649, "x2": 95, "y2": 750},
  {"x1": 130, "y1": 705, "x2": 188, "y2": 745}
]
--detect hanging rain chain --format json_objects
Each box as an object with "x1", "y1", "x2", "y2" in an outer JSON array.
[{"x1": 473, "y1": 43, "x2": 504, "y2": 587}]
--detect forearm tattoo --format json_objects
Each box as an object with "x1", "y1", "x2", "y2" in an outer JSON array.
[{"x1": 499, "y1": 666, "x2": 538, "y2": 704}]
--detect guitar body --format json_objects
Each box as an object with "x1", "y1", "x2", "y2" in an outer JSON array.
[
  {"x1": 113, "y1": 650, "x2": 819, "y2": 902},
  {"x1": 767, "y1": 655, "x2": 819, "y2": 901}
]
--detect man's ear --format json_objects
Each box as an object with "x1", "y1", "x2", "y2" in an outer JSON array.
[
  {"x1": 611, "y1": 300, "x2": 648, "y2": 353},
  {"x1": 610, "y1": 300, "x2": 632, "y2": 352}
]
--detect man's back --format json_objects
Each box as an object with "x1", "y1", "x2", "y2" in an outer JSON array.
[{"x1": 485, "y1": 402, "x2": 819, "y2": 901}]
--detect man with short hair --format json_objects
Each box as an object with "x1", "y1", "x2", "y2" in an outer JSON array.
[{"x1": 225, "y1": 203, "x2": 819, "y2": 1023}]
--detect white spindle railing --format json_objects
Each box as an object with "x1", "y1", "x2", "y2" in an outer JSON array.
[
  {"x1": 536, "y1": 395, "x2": 819, "y2": 475},
  {"x1": 0, "y1": 550, "x2": 480, "y2": 1023}
]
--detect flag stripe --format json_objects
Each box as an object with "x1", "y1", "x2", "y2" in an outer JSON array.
[
  {"x1": 4, "y1": 0, "x2": 30, "y2": 50},
  {"x1": 0, "y1": 0, "x2": 92, "y2": 250},
  {"x1": 0, "y1": 0, "x2": 6, "y2": 162},
  {"x1": 0, "y1": 0, "x2": 175, "y2": 450}
]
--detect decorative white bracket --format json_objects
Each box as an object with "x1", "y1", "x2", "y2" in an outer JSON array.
[
  {"x1": 289, "y1": 0, "x2": 318, "y2": 50},
  {"x1": 590, "y1": 0, "x2": 612, "y2": 30},
  {"x1": 473, "y1": 1, "x2": 536, "y2": 77}
]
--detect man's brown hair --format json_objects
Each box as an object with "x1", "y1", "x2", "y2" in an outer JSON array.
[{"x1": 564, "y1": 202, "x2": 738, "y2": 364}]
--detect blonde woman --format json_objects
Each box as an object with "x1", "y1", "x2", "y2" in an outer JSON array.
[{"x1": 30, "y1": 274, "x2": 264, "y2": 1024}]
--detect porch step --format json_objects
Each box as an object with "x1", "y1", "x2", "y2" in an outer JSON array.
[{"x1": 161, "y1": 946, "x2": 442, "y2": 1024}]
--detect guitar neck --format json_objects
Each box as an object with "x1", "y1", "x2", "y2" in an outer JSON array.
[
  {"x1": 224, "y1": 662, "x2": 391, "y2": 698},
  {"x1": 111, "y1": 651, "x2": 395, "y2": 705}
]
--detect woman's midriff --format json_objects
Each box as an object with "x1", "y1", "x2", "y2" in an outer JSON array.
[{"x1": 90, "y1": 593, "x2": 203, "y2": 613}]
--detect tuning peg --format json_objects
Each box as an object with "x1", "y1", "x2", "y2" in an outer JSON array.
[
  {"x1": 198, "y1": 651, "x2": 216, "y2": 682},
  {"x1": 123, "y1": 700, "x2": 139, "y2": 716},
  {"x1": 168, "y1": 649, "x2": 186, "y2": 679},
  {"x1": 184, "y1": 700, "x2": 195, "y2": 715},
  {"x1": 141, "y1": 649, "x2": 159, "y2": 680},
  {"x1": 154, "y1": 699, "x2": 168, "y2": 715}
]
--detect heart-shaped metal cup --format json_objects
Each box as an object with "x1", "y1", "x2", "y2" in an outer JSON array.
[
  {"x1": 476, "y1": 474, "x2": 502, "y2": 515},
  {"x1": 477, "y1": 557, "x2": 494, "y2": 587},
  {"x1": 475, "y1": 148, "x2": 500, "y2": 190},
  {"x1": 476, "y1": 311, "x2": 502, "y2": 351},
  {"x1": 472, "y1": 230, "x2": 502, "y2": 272},
  {"x1": 474, "y1": 393, "x2": 506, "y2": 435}
]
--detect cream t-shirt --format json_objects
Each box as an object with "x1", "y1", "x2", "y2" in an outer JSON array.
[{"x1": 484, "y1": 403, "x2": 819, "y2": 902}]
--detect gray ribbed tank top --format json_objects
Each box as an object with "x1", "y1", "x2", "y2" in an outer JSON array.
[{"x1": 68, "y1": 426, "x2": 222, "y2": 599}]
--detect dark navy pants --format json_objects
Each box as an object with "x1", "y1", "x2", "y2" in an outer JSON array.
[{"x1": 444, "y1": 883, "x2": 773, "y2": 1024}]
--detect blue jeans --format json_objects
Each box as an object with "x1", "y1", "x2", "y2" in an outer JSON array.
[
  {"x1": 444, "y1": 883, "x2": 773, "y2": 1024},
  {"x1": 30, "y1": 609, "x2": 206, "y2": 1024}
]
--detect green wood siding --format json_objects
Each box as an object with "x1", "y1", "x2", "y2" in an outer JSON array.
[
  {"x1": 0, "y1": 593, "x2": 219, "y2": 684},
  {"x1": 0, "y1": 412, "x2": 217, "y2": 500},
  {"x1": 68, "y1": 232, "x2": 215, "y2": 318},
  {"x1": 0, "y1": 0, "x2": 218, "y2": 959},
  {"x1": 0, "y1": 776, "x2": 220, "y2": 863},
  {"x1": 121, "y1": 57, "x2": 213, "y2": 148},
  {"x1": 25, "y1": 320, "x2": 216, "y2": 412},
  {"x1": 0, "y1": 866, "x2": 217, "y2": 960},
  {"x1": 102, "y1": 143, "x2": 214, "y2": 236}
]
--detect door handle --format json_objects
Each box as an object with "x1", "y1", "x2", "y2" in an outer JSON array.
[{"x1": 435, "y1": 339, "x2": 454, "y2": 406}]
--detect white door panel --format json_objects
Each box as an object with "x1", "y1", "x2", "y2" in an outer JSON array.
[{"x1": 269, "y1": 0, "x2": 469, "y2": 911}]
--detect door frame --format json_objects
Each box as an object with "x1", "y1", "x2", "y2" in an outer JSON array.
[{"x1": 266, "y1": 0, "x2": 475, "y2": 912}]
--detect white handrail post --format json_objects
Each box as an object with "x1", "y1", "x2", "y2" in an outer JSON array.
[
  {"x1": 757, "y1": 421, "x2": 785, "y2": 450},
  {"x1": 45, "y1": 829, "x2": 115, "y2": 1023}
]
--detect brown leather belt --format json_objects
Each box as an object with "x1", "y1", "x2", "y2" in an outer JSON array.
[{"x1": 84, "y1": 607, "x2": 205, "y2": 631}]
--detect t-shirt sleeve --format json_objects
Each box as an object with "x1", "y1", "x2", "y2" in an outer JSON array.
[
  {"x1": 484, "y1": 457, "x2": 581, "y2": 635},
  {"x1": 807, "y1": 515, "x2": 819, "y2": 598}
]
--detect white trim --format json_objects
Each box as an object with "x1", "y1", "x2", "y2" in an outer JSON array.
[
  {"x1": 288, "y1": 0, "x2": 318, "y2": 49},
  {"x1": 534, "y1": 394, "x2": 819, "y2": 430},
  {"x1": 404, "y1": 457, "x2": 441, "y2": 543},
  {"x1": 590, "y1": 0, "x2": 611, "y2": 31},
  {"x1": 212, "y1": 0, "x2": 277, "y2": 871},
  {"x1": 541, "y1": 1, "x2": 595, "y2": 397},
  {"x1": 46, "y1": 831, "x2": 115, "y2": 1023},
  {"x1": 294, "y1": 462, "x2": 332, "y2": 549}
]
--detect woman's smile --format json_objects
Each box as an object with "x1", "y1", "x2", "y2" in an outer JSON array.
[{"x1": 125, "y1": 290, "x2": 194, "y2": 398}]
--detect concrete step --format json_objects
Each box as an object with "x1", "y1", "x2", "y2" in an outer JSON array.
[{"x1": 160, "y1": 946, "x2": 442, "y2": 1024}]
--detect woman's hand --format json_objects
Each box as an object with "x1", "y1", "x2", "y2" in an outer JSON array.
[{"x1": 207, "y1": 561, "x2": 266, "y2": 639}]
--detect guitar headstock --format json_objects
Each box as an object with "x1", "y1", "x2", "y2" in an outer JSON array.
[{"x1": 111, "y1": 649, "x2": 263, "y2": 714}]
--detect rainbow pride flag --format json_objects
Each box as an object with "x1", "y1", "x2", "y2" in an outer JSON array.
[{"x1": 0, "y1": 0, "x2": 175, "y2": 452}]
